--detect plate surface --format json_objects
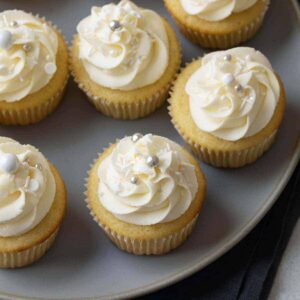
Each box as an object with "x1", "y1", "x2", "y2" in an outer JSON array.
[{"x1": 0, "y1": 0, "x2": 299, "y2": 299}]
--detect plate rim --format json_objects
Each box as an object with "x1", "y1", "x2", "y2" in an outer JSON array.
[{"x1": 0, "y1": 0, "x2": 299, "y2": 299}]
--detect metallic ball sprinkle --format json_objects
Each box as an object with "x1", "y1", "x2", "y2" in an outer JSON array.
[
  {"x1": 10, "y1": 21, "x2": 18, "y2": 27},
  {"x1": 234, "y1": 84, "x2": 243, "y2": 93},
  {"x1": 130, "y1": 176, "x2": 138, "y2": 185},
  {"x1": 35, "y1": 163, "x2": 42, "y2": 171},
  {"x1": 223, "y1": 54, "x2": 232, "y2": 62},
  {"x1": 109, "y1": 20, "x2": 122, "y2": 31},
  {"x1": 23, "y1": 43, "x2": 32, "y2": 52},
  {"x1": 131, "y1": 133, "x2": 143, "y2": 143},
  {"x1": 146, "y1": 155, "x2": 159, "y2": 168}
]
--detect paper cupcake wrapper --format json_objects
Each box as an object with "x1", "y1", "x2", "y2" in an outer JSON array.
[
  {"x1": 0, "y1": 79, "x2": 68, "y2": 126},
  {"x1": 168, "y1": 1, "x2": 269, "y2": 49},
  {"x1": 88, "y1": 201, "x2": 198, "y2": 255},
  {"x1": 80, "y1": 82, "x2": 170, "y2": 120},
  {"x1": 171, "y1": 112, "x2": 277, "y2": 168},
  {"x1": 0, "y1": 16, "x2": 69, "y2": 126},
  {"x1": 0, "y1": 228, "x2": 59, "y2": 268}
]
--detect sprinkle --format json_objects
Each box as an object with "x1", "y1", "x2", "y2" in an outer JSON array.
[{"x1": 44, "y1": 62, "x2": 57, "y2": 75}]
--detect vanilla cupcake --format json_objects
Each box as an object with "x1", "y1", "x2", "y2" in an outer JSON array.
[
  {"x1": 0, "y1": 137, "x2": 66, "y2": 268},
  {"x1": 169, "y1": 47, "x2": 285, "y2": 168},
  {"x1": 0, "y1": 10, "x2": 69, "y2": 125},
  {"x1": 86, "y1": 133, "x2": 206, "y2": 255},
  {"x1": 164, "y1": 0, "x2": 270, "y2": 49},
  {"x1": 70, "y1": 0, "x2": 181, "y2": 120}
]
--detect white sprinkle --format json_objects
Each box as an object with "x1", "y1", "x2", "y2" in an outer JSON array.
[
  {"x1": 28, "y1": 179, "x2": 39, "y2": 192},
  {"x1": 44, "y1": 62, "x2": 57, "y2": 75},
  {"x1": 221, "y1": 95, "x2": 227, "y2": 101},
  {"x1": 222, "y1": 73, "x2": 235, "y2": 85}
]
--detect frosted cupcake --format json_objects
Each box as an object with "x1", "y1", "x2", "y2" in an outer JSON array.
[
  {"x1": 86, "y1": 133, "x2": 206, "y2": 255},
  {"x1": 0, "y1": 10, "x2": 69, "y2": 125},
  {"x1": 0, "y1": 137, "x2": 66, "y2": 268},
  {"x1": 70, "y1": 0, "x2": 181, "y2": 120},
  {"x1": 164, "y1": 0, "x2": 270, "y2": 49},
  {"x1": 169, "y1": 47, "x2": 285, "y2": 168}
]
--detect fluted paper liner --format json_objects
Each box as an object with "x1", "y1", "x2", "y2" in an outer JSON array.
[
  {"x1": 165, "y1": 0, "x2": 270, "y2": 49},
  {"x1": 0, "y1": 228, "x2": 59, "y2": 268},
  {"x1": 0, "y1": 79, "x2": 68, "y2": 125},
  {"x1": 75, "y1": 80, "x2": 171, "y2": 120},
  {"x1": 0, "y1": 14, "x2": 69, "y2": 126}
]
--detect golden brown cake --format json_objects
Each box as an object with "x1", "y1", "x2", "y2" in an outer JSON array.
[
  {"x1": 169, "y1": 47, "x2": 285, "y2": 168},
  {"x1": 164, "y1": 0, "x2": 270, "y2": 49},
  {"x1": 0, "y1": 10, "x2": 69, "y2": 125},
  {"x1": 86, "y1": 134, "x2": 206, "y2": 255},
  {"x1": 0, "y1": 137, "x2": 67, "y2": 268},
  {"x1": 70, "y1": 1, "x2": 181, "y2": 120}
]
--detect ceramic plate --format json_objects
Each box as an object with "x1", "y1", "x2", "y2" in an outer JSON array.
[{"x1": 0, "y1": 0, "x2": 299, "y2": 299}]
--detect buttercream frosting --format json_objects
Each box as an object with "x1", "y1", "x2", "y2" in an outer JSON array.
[
  {"x1": 0, "y1": 137, "x2": 56, "y2": 237},
  {"x1": 77, "y1": 0, "x2": 169, "y2": 90},
  {"x1": 185, "y1": 47, "x2": 280, "y2": 141},
  {"x1": 179, "y1": 0, "x2": 258, "y2": 21},
  {"x1": 98, "y1": 134, "x2": 198, "y2": 225},
  {"x1": 0, "y1": 10, "x2": 58, "y2": 102}
]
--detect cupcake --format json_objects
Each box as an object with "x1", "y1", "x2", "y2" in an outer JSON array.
[
  {"x1": 70, "y1": 0, "x2": 181, "y2": 120},
  {"x1": 169, "y1": 47, "x2": 285, "y2": 168},
  {"x1": 86, "y1": 133, "x2": 206, "y2": 255},
  {"x1": 0, "y1": 137, "x2": 66, "y2": 268},
  {"x1": 164, "y1": 0, "x2": 270, "y2": 49},
  {"x1": 0, "y1": 10, "x2": 69, "y2": 125}
]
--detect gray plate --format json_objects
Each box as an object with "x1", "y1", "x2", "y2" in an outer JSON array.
[{"x1": 0, "y1": 0, "x2": 299, "y2": 299}]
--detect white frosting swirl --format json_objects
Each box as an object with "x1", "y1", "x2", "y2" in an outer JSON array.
[
  {"x1": 0, "y1": 10, "x2": 58, "y2": 102},
  {"x1": 98, "y1": 134, "x2": 198, "y2": 225},
  {"x1": 0, "y1": 137, "x2": 56, "y2": 237},
  {"x1": 186, "y1": 47, "x2": 280, "y2": 141},
  {"x1": 77, "y1": 0, "x2": 169, "y2": 90},
  {"x1": 179, "y1": 0, "x2": 258, "y2": 21}
]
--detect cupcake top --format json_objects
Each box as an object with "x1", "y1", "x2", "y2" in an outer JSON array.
[
  {"x1": 179, "y1": 0, "x2": 258, "y2": 21},
  {"x1": 0, "y1": 10, "x2": 58, "y2": 102},
  {"x1": 185, "y1": 47, "x2": 280, "y2": 141},
  {"x1": 0, "y1": 137, "x2": 56, "y2": 237},
  {"x1": 76, "y1": 0, "x2": 169, "y2": 91},
  {"x1": 98, "y1": 134, "x2": 198, "y2": 225}
]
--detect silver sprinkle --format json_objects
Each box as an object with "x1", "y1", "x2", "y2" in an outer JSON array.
[
  {"x1": 223, "y1": 54, "x2": 232, "y2": 62},
  {"x1": 23, "y1": 43, "x2": 32, "y2": 52},
  {"x1": 131, "y1": 133, "x2": 143, "y2": 143},
  {"x1": 109, "y1": 20, "x2": 122, "y2": 31},
  {"x1": 146, "y1": 155, "x2": 159, "y2": 168},
  {"x1": 234, "y1": 84, "x2": 243, "y2": 93},
  {"x1": 10, "y1": 21, "x2": 18, "y2": 27},
  {"x1": 130, "y1": 176, "x2": 138, "y2": 185},
  {"x1": 34, "y1": 163, "x2": 42, "y2": 171}
]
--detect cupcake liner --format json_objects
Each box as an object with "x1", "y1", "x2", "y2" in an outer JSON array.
[
  {"x1": 166, "y1": 0, "x2": 269, "y2": 49},
  {"x1": 69, "y1": 32, "x2": 181, "y2": 120},
  {"x1": 0, "y1": 228, "x2": 59, "y2": 268},
  {"x1": 189, "y1": 131, "x2": 277, "y2": 168},
  {"x1": 0, "y1": 14, "x2": 69, "y2": 126},
  {"x1": 94, "y1": 214, "x2": 198, "y2": 255},
  {"x1": 170, "y1": 104, "x2": 278, "y2": 168},
  {"x1": 78, "y1": 81, "x2": 170, "y2": 120},
  {"x1": 84, "y1": 147, "x2": 199, "y2": 255},
  {"x1": 0, "y1": 77, "x2": 68, "y2": 126}
]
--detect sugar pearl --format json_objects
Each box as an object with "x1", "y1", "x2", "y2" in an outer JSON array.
[
  {"x1": 44, "y1": 62, "x2": 57, "y2": 75},
  {"x1": 0, "y1": 153, "x2": 19, "y2": 174}
]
